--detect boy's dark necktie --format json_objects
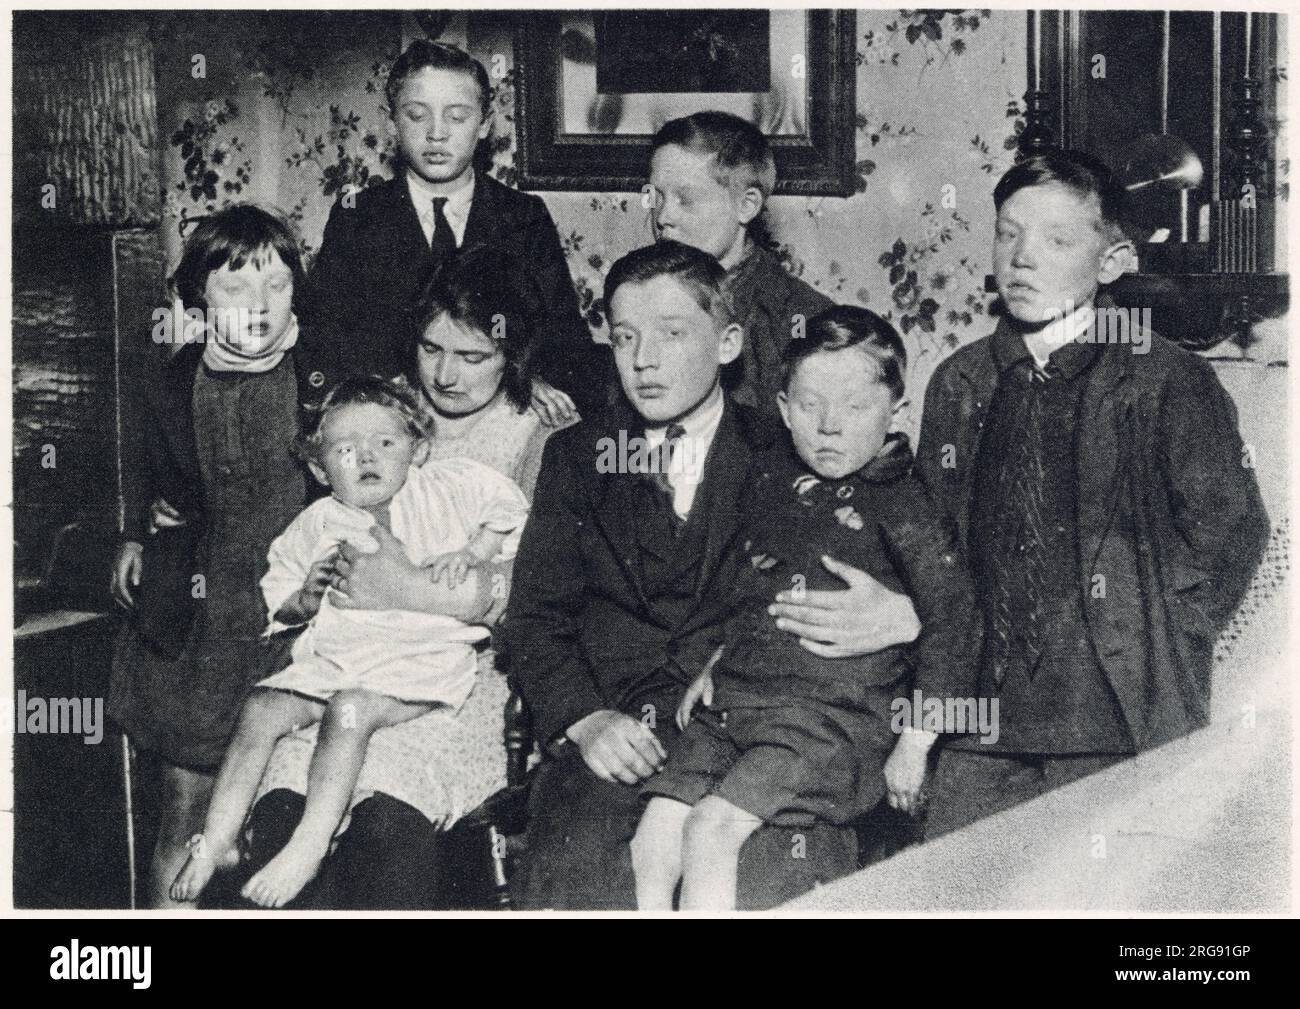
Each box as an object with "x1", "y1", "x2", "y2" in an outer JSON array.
[
  {"x1": 989, "y1": 360, "x2": 1055, "y2": 685},
  {"x1": 644, "y1": 423, "x2": 687, "y2": 531},
  {"x1": 430, "y1": 196, "x2": 457, "y2": 261}
]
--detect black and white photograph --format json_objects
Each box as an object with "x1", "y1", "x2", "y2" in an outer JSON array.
[{"x1": 5, "y1": 0, "x2": 1295, "y2": 945}]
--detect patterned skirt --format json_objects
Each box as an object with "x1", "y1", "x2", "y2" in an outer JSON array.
[{"x1": 254, "y1": 649, "x2": 510, "y2": 831}]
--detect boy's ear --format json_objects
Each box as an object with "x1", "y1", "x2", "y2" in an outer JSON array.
[
  {"x1": 717, "y1": 321, "x2": 744, "y2": 366},
  {"x1": 776, "y1": 390, "x2": 793, "y2": 432},
  {"x1": 1097, "y1": 237, "x2": 1135, "y2": 285},
  {"x1": 412, "y1": 439, "x2": 431, "y2": 467},
  {"x1": 888, "y1": 396, "x2": 910, "y2": 431},
  {"x1": 306, "y1": 459, "x2": 331, "y2": 488},
  {"x1": 735, "y1": 186, "x2": 764, "y2": 227}
]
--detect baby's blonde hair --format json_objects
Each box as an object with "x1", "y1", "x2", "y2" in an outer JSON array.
[{"x1": 294, "y1": 375, "x2": 431, "y2": 465}]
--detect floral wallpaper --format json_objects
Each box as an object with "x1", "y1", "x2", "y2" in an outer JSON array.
[
  {"x1": 154, "y1": 10, "x2": 1027, "y2": 437},
  {"x1": 154, "y1": 12, "x2": 399, "y2": 269},
  {"x1": 463, "y1": 8, "x2": 1028, "y2": 437}
]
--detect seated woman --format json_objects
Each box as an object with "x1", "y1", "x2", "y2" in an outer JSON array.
[{"x1": 237, "y1": 252, "x2": 572, "y2": 909}]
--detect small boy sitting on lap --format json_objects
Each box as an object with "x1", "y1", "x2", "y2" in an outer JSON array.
[{"x1": 631, "y1": 306, "x2": 981, "y2": 911}]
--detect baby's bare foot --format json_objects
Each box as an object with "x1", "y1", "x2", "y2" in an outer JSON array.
[
  {"x1": 170, "y1": 834, "x2": 239, "y2": 903},
  {"x1": 241, "y1": 839, "x2": 326, "y2": 909}
]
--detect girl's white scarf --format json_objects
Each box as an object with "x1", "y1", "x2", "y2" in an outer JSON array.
[{"x1": 202, "y1": 311, "x2": 299, "y2": 374}]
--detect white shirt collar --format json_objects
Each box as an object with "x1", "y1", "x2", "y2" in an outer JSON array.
[
  {"x1": 406, "y1": 167, "x2": 475, "y2": 246},
  {"x1": 643, "y1": 386, "x2": 726, "y2": 518},
  {"x1": 1024, "y1": 301, "x2": 1096, "y2": 367},
  {"x1": 645, "y1": 384, "x2": 725, "y2": 452}
]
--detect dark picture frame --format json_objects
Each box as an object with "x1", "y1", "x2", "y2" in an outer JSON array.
[{"x1": 512, "y1": 9, "x2": 857, "y2": 195}]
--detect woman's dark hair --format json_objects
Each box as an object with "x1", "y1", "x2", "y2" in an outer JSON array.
[
  {"x1": 409, "y1": 248, "x2": 537, "y2": 412},
  {"x1": 171, "y1": 203, "x2": 306, "y2": 313},
  {"x1": 385, "y1": 39, "x2": 492, "y2": 119},
  {"x1": 295, "y1": 375, "x2": 433, "y2": 464},
  {"x1": 994, "y1": 148, "x2": 1131, "y2": 241},
  {"x1": 783, "y1": 305, "x2": 907, "y2": 402}
]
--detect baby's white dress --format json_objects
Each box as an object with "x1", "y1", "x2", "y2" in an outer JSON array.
[{"x1": 256, "y1": 457, "x2": 529, "y2": 709}]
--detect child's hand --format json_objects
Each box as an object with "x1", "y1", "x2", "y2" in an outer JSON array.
[
  {"x1": 428, "y1": 549, "x2": 481, "y2": 586},
  {"x1": 884, "y1": 730, "x2": 936, "y2": 816},
  {"x1": 676, "y1": 668, "x2": 715, "y2": 731},
  {"x1": 301, "y1": 548, "x2": 340, "y2": 605},
  {"x1": 111, "y1": 542, "x2": 144, "y2": 609}
]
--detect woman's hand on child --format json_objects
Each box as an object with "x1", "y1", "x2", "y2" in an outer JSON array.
[
  {"x1": 675, "y1": 668, "x2": 715, "y2": 731},
  {"x1": 529, "y1": 378, "x2": 578, "y2": 428},
  {"x1": 111, "y1": 541, "x2": 144, "y2": 608},
  {"x1": 331, "y1": 525, "x2": 420, "y2": 610},
  {"x1": 769, "y1": 555, "x2": 921, "y2": 658},
  {"x1": 884, "y1": 729, "x2": 936, "y2": 816},
  {"x1": 427, "y1": 549, "x2": 478, "y2": 586}
]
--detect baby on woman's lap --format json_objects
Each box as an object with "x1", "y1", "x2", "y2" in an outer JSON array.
[{"x1": 172, "y1": 376, "x2": 528, "y2": 907}]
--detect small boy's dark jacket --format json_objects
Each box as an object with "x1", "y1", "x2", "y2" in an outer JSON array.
[
  {"x1": 914, "y1": 305, "x2": 1270, "y2": 752},
  {"x1": 719, "y1": 435, "x2": 982, "y2": 712},
  {"x1": 122, "y1": 343, "x2": 206, "y2": 543},
  {"x1": 297, "y1": 170, "x2": 611, "y2": 416}
]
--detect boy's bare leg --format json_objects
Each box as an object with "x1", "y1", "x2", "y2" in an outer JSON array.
[
  {"x1": 679, "y1": 795, "x2": 763, "y2": 911},
  {"x1": 242, "y1": 690, "x2": 432, "y2": 908},
  {"x1": 170, "y1": 688, "x2": 323, "y2": 902},
  {"x1": 148, "y1": 762, "x2": 215, "y2": 908},
  {"x1": 630, "y1": 797, "x2": 693, "y2": 910}
]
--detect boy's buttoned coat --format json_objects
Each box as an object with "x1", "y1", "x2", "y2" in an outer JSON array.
[
  {"x1": 915, "y1": 312, "x2": 1269, "y2": 752},
  {"x1": 503, "y1": 397, "x2": 775, "y2": 747},
  {"x1": 502, "y1": 399, "x2": 865, "y2": 908}
]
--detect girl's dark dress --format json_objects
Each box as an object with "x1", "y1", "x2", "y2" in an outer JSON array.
[{"x1": 110, "y1": 352, "x2": 305, "y2": 772}]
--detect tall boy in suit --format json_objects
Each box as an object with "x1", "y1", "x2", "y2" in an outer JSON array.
[
  {"x1": 299, "y1": 40, "x2": 607, "y2": 422},
  {"x1": 504, "y1": 241, "x2": 921, "y2": 910}
]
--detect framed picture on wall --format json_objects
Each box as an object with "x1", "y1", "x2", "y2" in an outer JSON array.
[{"x1": 512, "y1": 9, "x2": 857, "y2": 195}]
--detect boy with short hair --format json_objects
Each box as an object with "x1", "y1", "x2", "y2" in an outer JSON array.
[
  {"x1": 300, "y1": 40, "x2": 606, "y2": 422},
  {"x1": 647, "y1": 110, "x2": 832, "y2": 425},
  {"x1": 505, "y1": 242, "x2": 921, "y2": 910},
  {"x1": 631, "y1": 305, "x2": 980, "y2": 910},
  {"x1": 915, "y1": 149, "x2": 1269, "y2": 835}
]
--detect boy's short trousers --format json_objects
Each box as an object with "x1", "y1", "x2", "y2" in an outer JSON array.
[{"x1": 642, "y1": 701, "x2": 893, "y2": 826}]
